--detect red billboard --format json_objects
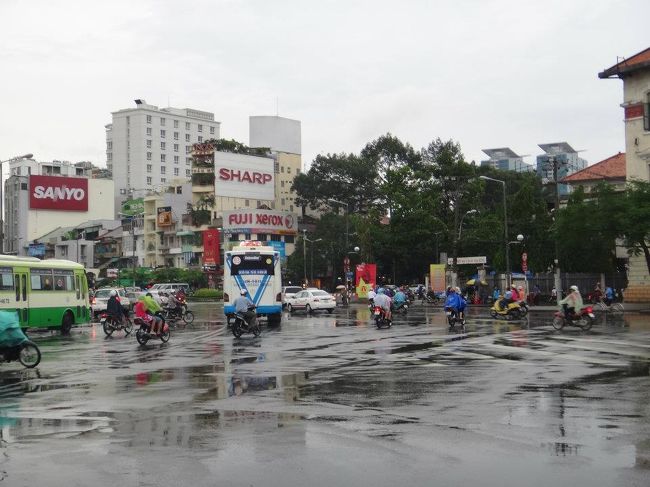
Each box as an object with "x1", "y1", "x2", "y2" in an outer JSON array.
[
  {"x1": 203, "y1": 229, "x2": 220, "y2": 266},
  {"x1": 355, "y1": 263, "x2": 377, "y2": 298},
  {"x1": 29, "y1": 175, "x2": 88, "y2": 211}
]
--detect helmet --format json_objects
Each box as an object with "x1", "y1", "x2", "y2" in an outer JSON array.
[
  {"x1": 109, "y1": 290, "x2": 117, "y2": 297},
  {"x1": 570, "y1": 285, "x2": 578, "y2": 292},
  {"x1": 447, "y1": 286, "x2": 454, "y2": 293},
  {"x1": 511, "y1": 284, "x2": 516, "y2": 289},
  {"x1": 505, "y1": 291, "x2": 512, "y2": 299},
  {"x1": 455, "y1": 287, "x2": 461, "y2": 294},
  {"x1": 240, "y1": 289, "x2": 247, "y2": 295}
]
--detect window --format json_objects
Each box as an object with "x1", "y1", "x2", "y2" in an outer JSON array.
[
  {"x1": 174, "y1": 144, "x2": 179, "y2": 152},
  {"x1": 161, "y1": 142, "x2": 166, "y2": 150},
  {"x1": 160, "y1": 117, "x2": 166, "y2": 126},
  {"x1": 281, "y1": 198, "x2": 285, "y2": 205},
  {"x1": 287, "y1": 167, "x2": 292, "y2": 174},
  {"x1": 245, "y1": 199, "x2": 250, "y2": 206},
  {"x1": 30, "y1": 268, "x2": 54, "y2": 291},
  {"x1": 645, "y1": 93, "x2": 650, "y2": 131},
  {"x1": 107, "y1": 141, "x2": 112, "y2": 150},
  {"x1": 161, "y1": 129, "x2": 166, "y2": 138},
  {"x1": 185, "y1": 146, "x2": 191, "y2": 154},
  {"x1": 147, "y1": 164, "x2": 152, "y2": 173},
  {"x1": 186, "y1": 157, "x2": 191, "y2": 165},
  {"x1": 107, "y1": 153, "x2": 112, "y2": 162},
  {"x1": 126, "y1": 116, "x2": 130, "y2": 125},
  {"x1": 161, "y1": 177, "x2": 166, "y2": 183},
  {"x1": 161, "y1": 166, "x2": 166, "y2": 174},
  {"x1": 161, "y1": 154, "x2": 166, "y2": 162},
  {"x1": 174, "y1": 155, "x2": 179, "y2": 164},
  {"x1": 174, "y1": 168, "x2": 179, "y2": 176},
  {"x1": 210, "y1": 126, "x2": 215, "y2": 135},
  {"x1": 147, "y1": 152, "x2": 152, "y2": 161},
  {"x1": 185, "y1": 134, "x2": 190, "y2": 142},
  {"x1": 174, "y1": 131, "x2": 179, "y2": 140},
  {"x1": 198, "y1": 124, "x2": 203, "y2": 132},
  {"x1": 146, "y1": 139, "x2": 152, "y2": 148},
  {"x1": 281, "y1": 181, "x2": 285, "y2": 188},
  {"x1": 281, "y1": 166, "x2": 284, "y2": 173},
  {"x1": 198, "y1": 136, "x2": 203, "y2": 142},
  {"x1": 147, "y1": 176, "x2": 152, "y2": 185},
  {"x1": 53, "y1": 270, "x2": 74, "y2": 291},
  {"x1": 0, "y1": 268, "x2": 14, "y2": 291},
  {"x1": 186, "y1": 169, "x2": 191, "y2": 176},
  {"x1": 284, "y1": 235, "x2": 294, "y2": 244},
  {"x1": 146, "y1": 127, "x2": 152, "y2": 136},
  {"x1": 257, "y1": 234, "x2": 267, "y2": 241},
  {"x1": 185, "y1": 122, "x2": 190, "y2": 130},
  {"x1": 146, "y1": 115, "x2": 152, "y2": 124},
  {"x1": 174, "y1": 120, "x2": 179, "y2": 128},
  {"x1": 270, "y1": 234, "x2": 282, "y2": 242}
]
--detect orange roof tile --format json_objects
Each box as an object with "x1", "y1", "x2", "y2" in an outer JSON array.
[
  {"x1": 562, "y1": 152, "x2": 626, "y2": 183},
  {"x1": 599, "y1": 47, "x2": 650, "y2": 78}
]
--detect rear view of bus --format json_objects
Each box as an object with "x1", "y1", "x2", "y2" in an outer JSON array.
[{"x1": 223, "y1": 242, "x2": 282, "y2": 325}]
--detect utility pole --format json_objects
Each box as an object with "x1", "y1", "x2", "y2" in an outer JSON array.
[{"x1": 552, "y1": 156, "x2": 562, "y2": 304}]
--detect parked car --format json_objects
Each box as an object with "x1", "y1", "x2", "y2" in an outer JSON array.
[
  {"x1": 147, "y1": 283, "x2": 191, "y2": 300},
  {"x1": 91, "y1": 288, "x2": 130, "y2": 318},
  {"x1": 285, "y1": 289, "x2": 336, "y2": 314},
  {"x1": 282, "y1": 286, "x2": 304, "y2": 308}
]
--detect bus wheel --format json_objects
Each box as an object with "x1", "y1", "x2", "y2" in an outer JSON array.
[{"x1": 61, "y1": 312, "x2": 74, "y2": 335}]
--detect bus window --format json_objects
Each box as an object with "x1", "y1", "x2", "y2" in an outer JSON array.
[
  {"x1": 54, "y1": 270, "x2": 74, "y2": 291},
  {"x1": 75, "y1": 275, "x2": 81, "y2": 299},
  {"x1": 0, "y1": 267, "x2": 14, "y2": 291},
  {"x1": 22, "y1": 275, "x2": 26, "y2": 301},
  {"x1": 230, "y1": 254, "x2": 275, "y2": 275},
  {"x1": 31, "y1": 269, "x2": 54, "y2": 291}
]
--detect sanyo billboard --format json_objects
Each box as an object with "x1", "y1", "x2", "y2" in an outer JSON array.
[{"x1": 214, "y1": 152, "x2": 275, "y2": 201}]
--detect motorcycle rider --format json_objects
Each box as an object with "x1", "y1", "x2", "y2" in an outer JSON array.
[
  {"x1": 444, "y1": 287, "x2": 461, "y2": 317},
  {"x1": 233, "y1": 289, "x2": 257, "y2": 327},
  {"x1": 393, "y1": 287, "x2": 407, "y2": 311},
  {"x1": 367, "y1": 287, "x2": 376, "y2": 306},
  {"x1": 373, "y1": 288, "x2": 392, "y2": 322},
  {"x1": 560, "y1": 285, "x2": 584, "y2": 320},
  {"x1": 495, "y1": 290, "x2": 513, "y2": 312},
  {"x1": 510, "y1": 284, "x2": 519, "y2": 302},
  {"x1": 143, "y1": 293, "x2": 165, "y2": 334},
  {"x1": 106, "y1": 290, "x2": 123, "y2": 324},
  {"x1": 135, "y1": 296, "x2": 166, "y2": 335},
  {"x1": 455, "y1": 286, "x2": 467, "y2": 321},
  {"x1": 165, "y1": 291, "x2": 181, "y2": 317}
]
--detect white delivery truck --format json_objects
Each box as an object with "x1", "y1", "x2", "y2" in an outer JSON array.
[{"x1": 223, "y1": 241, "x2": 282, "y2": 325}]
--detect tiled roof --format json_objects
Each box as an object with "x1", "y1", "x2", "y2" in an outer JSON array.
[
  {"x1": 599, "y1": 47, "x2": 650, "y2": 78},
  {"x1": 562, "y1": 152, "x2": 626, "y2": 183}
]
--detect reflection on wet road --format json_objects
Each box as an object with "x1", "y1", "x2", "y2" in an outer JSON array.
[{"x1": 1, "y1": 302, "x2": 649, "y2": 486}]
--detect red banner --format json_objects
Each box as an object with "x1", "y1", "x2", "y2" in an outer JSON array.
[
  {"x1": 355, "y1": 263, "x2": 376, "y2": 298},
  {"x1": 203, "y1": 229, "x2": 220, "y2": 266},
  {"x1": 29, "y1": 175, "x2": 88, "y2": 211}
]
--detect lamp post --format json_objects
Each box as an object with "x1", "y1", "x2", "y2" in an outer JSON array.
[
  {"x1": 0, "y1": 153, "x2": 33, "y2": 253},
  {"x1": 479, "y1": 175, "x2": 510, "y2": 287},
  {"x1": 328, "y1": 198, "x2": 350, "y2": 287},
  {"x1": 302, "y1": 230, "x2": 322, "y2": 286}
]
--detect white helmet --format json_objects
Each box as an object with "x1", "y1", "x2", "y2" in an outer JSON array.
[
  {"x1": 570, "y1": 285, "x2": 578, "y2": 292},
  {"x1": 110, "y1": 290, "x2": 117, "y2": 297}
]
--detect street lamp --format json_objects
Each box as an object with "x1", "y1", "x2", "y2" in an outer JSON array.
[
  {"x1": 479, "y1": 175, "x2": 511, "y2": 287},
  {"x1": 458, "y1": 209, "x2": 478, "y2": 241},
  {"x1": 302, "y1": 230, "x2": 322, "y2": 286},
  {"x1": 328, "y1": 198, "x2": 350, "y2": 287},
  {"x1": 0, "y1": 153, "x2": 33, "y2": 253}
]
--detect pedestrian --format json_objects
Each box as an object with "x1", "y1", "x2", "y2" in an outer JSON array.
[
  {"x1": 533, "y1": 284, "x2": 541, "y2": 305},
  {"x1": 550, "y1": 287, "x2": 557, "y2": 303}
]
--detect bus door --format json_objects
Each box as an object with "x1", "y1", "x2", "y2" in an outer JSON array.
[{"x1": 13, "y1": 268, "x2": 29, "y2": 327}]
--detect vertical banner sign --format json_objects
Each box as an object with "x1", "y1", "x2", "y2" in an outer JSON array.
[
  {"x1": 429, "y1": 264, "x2": 446, "y2": 293},
  {"x1": 157, "y1": 206, "x2": 173, "y2": 227},
  {"x1": 202, "y1": 229, "x2": 220, "y2": 266},
  {"x1": 355, "y1": 263, "x2": 377, "y2": 298},
  {"x1": 521, "y1": 252, "x2": 528, "y2": 273}
]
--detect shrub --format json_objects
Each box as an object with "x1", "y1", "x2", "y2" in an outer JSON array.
[{"x1": 192, "y1": 288, "x2": 222, "y2": 299}]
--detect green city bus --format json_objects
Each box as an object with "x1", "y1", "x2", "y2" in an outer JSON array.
[{"x1": 0, "y1": 256, "x2": 91, "y2": 333}]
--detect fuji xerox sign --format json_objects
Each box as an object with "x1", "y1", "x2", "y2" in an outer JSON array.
[
  {"x1": 29, "y1": 175, "x2": 88, "y2": 211},
  {"x1": 223, "y1": 209, "x2": 297, "y2": 235},
  {"x1": 214, "y1": 152, "x2": 275, "y2": 201}
]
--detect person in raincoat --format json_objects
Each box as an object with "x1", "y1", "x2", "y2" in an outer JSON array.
[{"x1": 559, "y1": 285, "x2": 584, "y2": 319}]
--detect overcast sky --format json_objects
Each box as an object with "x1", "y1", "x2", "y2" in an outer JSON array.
[{"x1": 1, "y1": 0, "x2": 648, "y2": 170}]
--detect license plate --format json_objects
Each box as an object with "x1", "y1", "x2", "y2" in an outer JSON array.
[
  {"x1": 374, "y1": 311, "x2": 380, "y2": 316},
  {"x1": 588, "y1": 313, "x2": 595, "y2": 318},
  {"x1": 446, "y1": 311, "x2": 452, "y2": 316},
  {"x1": 100, "y1": 318, "x2": 106, "y2": 324}
]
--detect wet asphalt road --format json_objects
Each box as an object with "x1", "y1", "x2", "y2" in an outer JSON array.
[{"x1": 1, "y1": 302, "x2": 649, "y2": 487}]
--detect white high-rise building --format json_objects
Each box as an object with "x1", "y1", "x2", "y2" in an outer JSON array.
[{"x1": 106, "y1": 99, "x2": 220, "y2": 211}]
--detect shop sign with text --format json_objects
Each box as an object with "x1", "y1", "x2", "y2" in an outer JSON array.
[{"x1": 29, "y1": 175, "x2": 88, "y2": 211}]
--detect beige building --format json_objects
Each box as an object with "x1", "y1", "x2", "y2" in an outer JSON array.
[{"x1": 599, "y1": 47, "x2": 650, "y2": 301}]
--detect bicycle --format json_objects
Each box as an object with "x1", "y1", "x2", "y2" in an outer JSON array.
[{"x1": 594, "y1": 299, "x2": 624, "y2": 314}]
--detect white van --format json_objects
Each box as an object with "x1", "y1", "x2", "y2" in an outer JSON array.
[{"x1": 223, "y1": 242, "x2": 282, "y2": 325}]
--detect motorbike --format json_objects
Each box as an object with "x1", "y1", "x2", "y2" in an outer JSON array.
[
  {"x1": 391, "y1": 301, "x2": 409, "y2": 314},
  {"x1": 518, "y1": 300, "x2": 529, "y2": 317},
  {"x1": 445, "y1": 307, "x2": 465, "y2": 328},
  {"x1": 0, "y1": 340, "x2": 41, "y2": 368},
  {"x1": 425, "y1": 291, "x2": 443, "y2": 305},
  {"x1": 490, "y1": 300, "x2": 523, "y2": 320},
  {"x1": 552, "y1": 306, "x2": 595, "y2": 331},
  {"x1": 231, "y1": 305, "x2": 261, "y2": 338},
  {"x1": 373, "y1": 305, "x2": 392, "y2": 329},
  {"x1": 100, "y1": 312, "x2": 133, "y2": 337},
  {"x1": 134, "y1": 316, "x2": 171, "y2": 345},
  {"x1": 161, "y1": 306, "x2": 194, "y2": 325}
]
